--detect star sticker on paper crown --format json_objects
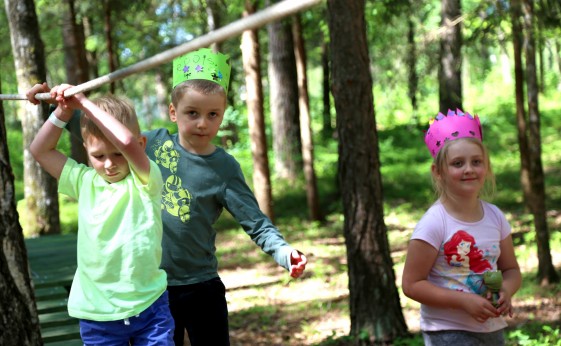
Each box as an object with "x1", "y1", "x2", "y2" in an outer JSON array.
[
  {"x1": 172, "y1": 48, "x2": 231, "y2": 93},
  {"x1": 424, "y1": 109, "x2": 483, "y2": 158}
]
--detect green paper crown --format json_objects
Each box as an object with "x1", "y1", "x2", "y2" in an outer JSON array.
[{"x1": 172, "y1": 48, "x2": 231, "y2": 93}]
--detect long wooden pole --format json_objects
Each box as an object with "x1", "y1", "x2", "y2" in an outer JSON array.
[{"x1": 0, "y1": 0, "x2": 323, "y2": 101}]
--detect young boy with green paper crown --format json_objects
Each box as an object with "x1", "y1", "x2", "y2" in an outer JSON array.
[
  {"x1": 147, "y1": 47, "x2": 308, "y2": 346},
  {"x1": 27, "y1": 47, "x2": 308, "y2": 346}
]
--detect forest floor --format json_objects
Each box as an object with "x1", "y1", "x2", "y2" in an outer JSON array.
[{"x1": 205, "y1": 212, "x2": 561, "y2": 346}]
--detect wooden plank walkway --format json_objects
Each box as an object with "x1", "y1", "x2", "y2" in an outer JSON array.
[{"x1": 25, "y1": 234, "x2": 82, "y2": 345}]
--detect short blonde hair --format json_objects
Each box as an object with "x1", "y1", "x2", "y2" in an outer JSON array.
[
  {"x1": 431, "y1": 137, "x2": 496, "y2": 200},
  {"x1": 80, "y1": 95, "x2": 141, "y2": 140},
  {"x1": 171, "y1": 79, "x2": 227, "y2": 107}
]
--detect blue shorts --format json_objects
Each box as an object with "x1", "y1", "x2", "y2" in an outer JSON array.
[{"x1": 79, "y1": 291, "x2": 174, "y2": 346}]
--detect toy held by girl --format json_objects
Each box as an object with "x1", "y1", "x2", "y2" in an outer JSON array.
[{"x1": 402, "y1": 109, "x2": 521, "y2": 346}]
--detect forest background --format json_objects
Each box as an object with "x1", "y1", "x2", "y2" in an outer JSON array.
[{"x1": 1, "y1": 0, "x2": 561, "y2": 345}]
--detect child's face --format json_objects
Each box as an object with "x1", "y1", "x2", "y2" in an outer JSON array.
[
  {"x1": 85, "y1": 135, "x2": 130, "y2": 183},
  {"x1": 170, "y1": 88, "x2": 226, "y2": 155},
  {"x1": 438, "y1": 139, "x2": 487, "y2": 198}
]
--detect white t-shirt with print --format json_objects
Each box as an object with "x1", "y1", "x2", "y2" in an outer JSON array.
[{"x1": 411, "y1": 200, "x2": 511, "y2": 333}]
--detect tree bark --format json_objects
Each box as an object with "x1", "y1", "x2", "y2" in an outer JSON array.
[
  {"x1": 242, "y1": 0, "x2": 275, "y2": 220},
  {"x1": 321, "y1": 38, "x2": 333, "y2": 140},
  {"x1": 204, "y1": 0, "x2": 238, "y2": 147},
  {"x1": 267, "y1": 0, "x2": 302, "y2": 181},
  {"x1": 327, "y1": 0, "x2": 408, "y2": 343},
  {"x1": 510, "y1": 0, "x2": 532, "y2": 214},
  {"x1": 555, "y1": 39, "x2": 561, "y2": 90},
  {"x1": 292, "y1": 15, "x2": 322, "y2": 222},
  {"x1": 521, "y1": 0, "x2": 559, "y2": 284},
  {"x1": 0, "y1": 80, "x2": 43, "y2": 346},
  {"x1": 439, "y1": 0, "x2": 463, "y2": 111},
  {"x1": 155, "y1": 69, "x2": 170, "y2": 121},
  {"x1": 5, "y1": 0, "x2": 60, "y2": 236},
  {"x1": 205, "y1": 0, "x2": 222, "y2": 52},
  {"x1": 407, "y1": 12, "x2": 419, "y2": 121},
  {"x1": 103, "y1": 0, "x2": 116, "y2": 93},
  {"x1": 62, "y1": 0, "x2": 88, "y2": 165}
]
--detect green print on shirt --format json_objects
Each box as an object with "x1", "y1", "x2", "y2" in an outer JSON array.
[{"x1": 154, "y1": 140, "x2": 192, "y2": 223}]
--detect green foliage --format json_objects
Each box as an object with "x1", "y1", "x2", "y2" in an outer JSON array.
[
  {"x1": 507, "y1": 325, "x2": 561, "y2": 346},
  {"x1": 7, "y1": 121, "x2": 24, "y2": 201}
]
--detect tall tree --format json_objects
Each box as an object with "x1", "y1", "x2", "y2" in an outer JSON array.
[
  {"x1": 321, "y1": 38, "x2": 333, "y2": 140},
  {"x1": 0, "y1": 81, "x2": 43, "y2": 346},
  {"x1": 204, "y1": 0, "x2": 239, "y2": 147},
  {"x1": 520, "y1": 0, "x2": 559, "y2": 284},
  {"x1": 267, "y1": 0, "x2": 302, "y2": 181},
  {"x1": 62, "y1": 0, "x2": 88, "y2": 165},
  {"x1": 439, "y1": 0, "x2": 463, "y2": 111},
  {"x1": 5, "y1": 0, "x2": 60, "y2": 236},
  {"x1": 292, "y1": 14, "x2": 322, "y2": 221},
  {"x1": 205, "y1": 0, "x2": 223, "y2": 52},
  {"x1": 556, "y1": 39, "x2": 561, "y2": 90},
  {"x1": 102, "y1": 0, "x2": 116, "y2": 93},
  {"x1": 406, "y1": 1, "x2": 419, "y2": 119},
  {"x1": 510, "y1": 0, "x2": 532, "y2": 217},
  {"x1": 327, "y1": 0, "x2": 408, "y2": 343},
  {"x1": 241, "y1": 0, "x2": 275, "y2": 220}
]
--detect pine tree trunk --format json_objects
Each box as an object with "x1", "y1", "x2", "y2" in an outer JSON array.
[
  {"x1": 0, "y1": 80, "x2": 43, "y2": 346},
  {"x1": 321, "y1": 39, "x2": 333, "y2": 140},
  {"x1": 205, "y1": 0, "x2": 222, "y2": 52},
  {"x1": 521, "y1": 0, "x2": 559, "y2": 284},
  {"x1": 292, "y1": 15, "x2": 322, "y2": 222},
  {"x1": 155, "y1": 70, "x2": 169, "y2": 121},
  {"x1": 327, "y1": 0, "x2": 408, "y2": 343},
  {"x1": 267, "y1": 0, "x2": 302, "y2": 181},
  {"x1": 555, "y1": 39, "x2": 561, "y2": 90},
  {"x1": 103, "y1": 0, "x2": 116, "y2": 93},
  {"x1": 439, "y1": 0, "x2": 463, "y2": 111},
  {"x1": 62, "y1": 0, "x2": 88, "y2": 165},
  {"x1": 5, "y1": 0, "x2": 60, "y2": 236},
  {"x1": 242, "y1": 0, "x2": 275, "y2": 221},
  {"x1": 510, "y1": 0, "x2": 533, "y2": 213},
  {"x1": 407, "y1": 13, "x2": 418, "y2": 120}
]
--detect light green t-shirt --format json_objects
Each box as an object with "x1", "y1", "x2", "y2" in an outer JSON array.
[{"x1": 59, "y1": 158, "x2": 166, "y2": 321}]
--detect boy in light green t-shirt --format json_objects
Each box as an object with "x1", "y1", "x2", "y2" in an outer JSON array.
[{"x1": 28, "y1": 84, "x2": 174, "y2": 345}]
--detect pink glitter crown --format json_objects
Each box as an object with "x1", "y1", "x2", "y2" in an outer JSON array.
[{"x1": 424, "y1": 109, "x2": 483, "y2": 158}]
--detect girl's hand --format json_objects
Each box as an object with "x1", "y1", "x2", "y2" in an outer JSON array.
[
  {"x1": 461, "y1": 293, "x2": 500, "y2": 323},
  {"x1": 496, "y1": 288, "x2": 514, "y2": 317}
]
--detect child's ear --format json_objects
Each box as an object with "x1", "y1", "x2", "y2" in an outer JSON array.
[
  {"x1": 431, "y1": 163, "x2": 440, "y2": 180},
  {"x1": 138, "y1": 135, "x2": 147, "y2": 150},
  {"x1": 169, "y1": 103, "x2": 177, "y2": 122}
]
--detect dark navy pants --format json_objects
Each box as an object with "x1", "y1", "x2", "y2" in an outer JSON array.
[{"x1": 167, "y1": 277, "x2": 230, "y2": 346}]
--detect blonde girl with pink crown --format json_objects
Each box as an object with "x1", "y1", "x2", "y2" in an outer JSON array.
[{"x1": 402, "y1": 110, "x2": 522, "y2": 345}]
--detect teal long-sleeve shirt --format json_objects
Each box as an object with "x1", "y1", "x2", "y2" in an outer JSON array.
[{"x1": 144, "y1": 128, "x2": 294, "y2": 285}]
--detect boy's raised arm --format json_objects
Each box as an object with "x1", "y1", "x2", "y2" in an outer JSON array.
[{"x1": 29, "y1": 89, "x2": 71, "y2": 180}]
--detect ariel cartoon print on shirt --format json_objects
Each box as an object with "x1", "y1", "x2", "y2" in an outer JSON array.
[{"x1": 442, "y1": 230, "x2": 493, "y2": 294}]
